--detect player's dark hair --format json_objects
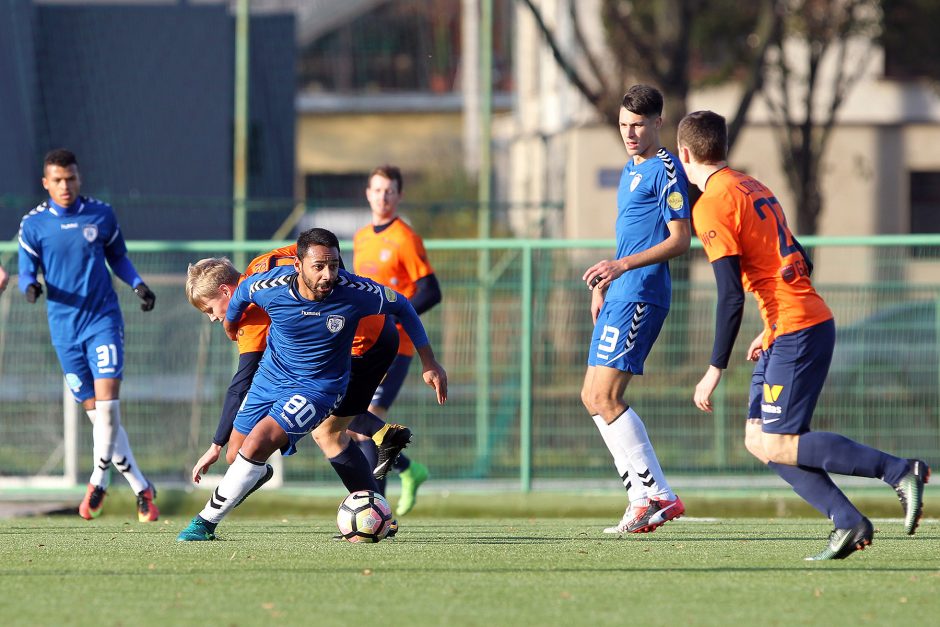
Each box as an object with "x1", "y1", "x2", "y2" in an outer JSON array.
[
  {"x1": 621, "y1": 85, "x2": 663, "y2": 118},
  {"x1": 43, "y1": 148, "x2": 78, "y2": 169},
  {"x1": 369, "y1": 164, "x2": 403, "y2": 193},
  {"x1": 296, "y1": 227, "x2": 340, "y2": 260},
  {"x1": 677, "y1": 110, "x2": 728, "y2": 164}
]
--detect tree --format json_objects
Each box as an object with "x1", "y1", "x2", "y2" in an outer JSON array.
[
  {"x1": 760, "y1": 0, "x2": 880, "y2": 234},
  {"x1": 518, "y1": 0, "x2": 783, "y2": 152}
]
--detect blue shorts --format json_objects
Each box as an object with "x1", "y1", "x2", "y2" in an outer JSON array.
[
  {"x1": 53, "y1": 327, "x2": 125, "y2": 402},
  {"x1": 748, "y1": 319, "x2": 834, "y2": 434},
  {"x1": 587, "y1": 302, "x2": 667, "y2": 374},
  {"x1": 234, "y1": 383, "x2": 343, "y2": 456},
  {"x1": 370, "y1": 353, "x2": 413, "y2": 410}
]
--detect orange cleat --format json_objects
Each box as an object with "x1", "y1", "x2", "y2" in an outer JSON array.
[
  {"x1": 78, "y1": 484, "x2": 107, "y2": 520},
  {"x1": 136, "y1": 482, "x2": 159, "y2": 522}
]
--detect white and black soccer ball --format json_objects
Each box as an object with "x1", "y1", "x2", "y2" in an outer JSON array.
[{"x1": 336, "y1": 490, "x2": 393, "y2": 543}]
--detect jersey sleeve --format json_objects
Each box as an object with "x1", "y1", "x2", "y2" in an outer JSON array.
[
  {"x1": 693, "y1": 192, "x2": 742, "y2": 263},
  {"x1": 236, "y1": 304, "x2": 271, "y2": 354},
  {"x1": 226, "y1": 276, "x2": 255, "y2": 323},
  {"x1": 380, "y1": 284, "x2": 429, "y2": 349},
  {"x1": 400, "y1": 230, "x2": 434, "y2": 282},
  {"x1": 17, "y1": 217, "x2": 41, "y2": 284},
  {"x1": 659, "y1": 164, "x2": 691, "y2": 223}
]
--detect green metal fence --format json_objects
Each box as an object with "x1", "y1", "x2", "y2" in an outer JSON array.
[{"x1": 1, "y1": 236, "x2": 938, "y2": 489}]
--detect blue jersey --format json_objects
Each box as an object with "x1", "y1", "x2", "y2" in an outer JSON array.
[
  {"x1": 17, "y1": 197, "x2": 136, "y2": 344},
  {"x1": 226, "y1": 266, "x2": 429, "y2": 398},
  {"x1": 605, "y1": 148, "x2": 690, "y2": 309}
]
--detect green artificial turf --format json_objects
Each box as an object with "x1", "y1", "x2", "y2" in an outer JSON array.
[{"x1": 1, "y1": 515, "x2": 937, "y2": 626}]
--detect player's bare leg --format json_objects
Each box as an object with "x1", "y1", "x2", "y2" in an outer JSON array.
[{"x1": 583, "y1": 365, "x2": 682, "y2": 534}]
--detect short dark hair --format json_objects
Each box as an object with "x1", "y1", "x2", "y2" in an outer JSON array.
[
  {"x1": 296, "y1": 227, "x2": 340, "y2": 260},
  {"x1": 368, "y1": 164, "x2": 403, "y2": 193},
  {"x1": 44, "y1": 149, "x2": 78, "y2": 169},
  {"x1": 621, "y1": 85, "x2": 664, "y2": 118},
  {"x1": 677, "y1": 110, "x2": 728, "y2": 164}
]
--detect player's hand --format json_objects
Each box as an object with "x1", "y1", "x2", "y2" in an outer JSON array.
[
  {"x1": 25, "y1": 282, "x2": 43, "y2": 303},
  {"x1": 590, "y1": 283, "x2": 605, "y2": 324},
  {"x1": 422, "y1": 360, "x2": 448, "y2": 405},
  {"x1": 134, "y1": 283, "x2": 156, "y2": 311},
  {"x1": 192, "y1": 443, "x2": 222, "y2": 484},
  {"x1": 222, "y1": 318, "x2": 238, "y2": 341},
  {"x1": 745, "y1": 333, "x2": 764, "y2": 361},
  {"x1": 582, "y1": 259, "x2": 627, "y2": 292},
  {"x1": 694, "y1": 365, "x2": 723, "y2": 412}
]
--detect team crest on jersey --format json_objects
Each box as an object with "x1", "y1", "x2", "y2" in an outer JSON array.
[
  {"x1": 383, "y1": 286, "x2": 398, "y2": 302},
  {"x1": 82, "y1": 225, "x2": 98, "y2": 242},
  {"x1": 630, "y1": 173, "x2": 642, "y2": 192},
  {"x1": 326, "y1": 315, "x2": 345, "y2": 333},
  {"x1": 667, "y1": 191, "x2": 684, "y2": 210}
]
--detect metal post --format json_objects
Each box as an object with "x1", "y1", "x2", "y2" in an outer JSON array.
[
  {"x1": 233, "y1": 0, "x2": 250, "y2": 270},
  {"x1": 63, "y1": 379, "x2": 78, "y2": 486},
  {"x1": 519, "y1": 245, "x2": 533, "y2": 491},
  {"x1": 474, "y1": 0, "x2": 493, "y2": 477}
]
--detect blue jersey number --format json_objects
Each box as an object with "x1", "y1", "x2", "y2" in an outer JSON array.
[{"x1": 752, "y1": 197, "x2": 800, "y2": 257}]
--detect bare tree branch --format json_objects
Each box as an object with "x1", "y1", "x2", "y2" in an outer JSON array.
[
  {"x1": 567, "y1": 0, "x2": 614, "y2": 99},
  {"x1": 517, "y1": 0, "x2": 603, "y2": 110}
]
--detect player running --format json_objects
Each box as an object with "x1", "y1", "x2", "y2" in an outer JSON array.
[
  {"x1": 679, "y1": 110, "x2": 929, "y2": 560},
  {"x1": 353, "y1": 164, "x2": 442, "y2": 515},
  {"x1": 581, "y1": 85, "x2": 691, "y2": 534},
  {"x1": 17, "y1": 149, "x2": 159, "y2": 522},
  {"x1": 177, "y1": 228, "x2": 446, "y2": 541},
  {"x1": 184, "y1": 245, "x2": 415, "y2": 490}
]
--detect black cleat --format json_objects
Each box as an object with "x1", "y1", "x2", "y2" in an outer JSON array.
[
  {"x1": 894, "y1": 459, "x2": 930, "y2": 535},
  {"x1": 805, "y1": 517, "x2": 874, "y2": 561},
  {"x1": 373, "y1": 425, "x2": 412, "y2": 481},
  {"x1": 235, "y1": 463, "x2": 274, "y2": 508}
]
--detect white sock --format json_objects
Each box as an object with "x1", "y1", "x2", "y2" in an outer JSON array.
[
  {"x1": 112, "y1": 426, "x2": 148, "y2": 494},
  {"x1": 608, "y1": 407, "x2": 675, "y2": 501},
  {"x1": 592, "y1": 415, "x2": 649, "y2": 505},
  {"x1": 198, "y1": 453, "x2": 267, "y2": 524},
  {"x1": 89, "y1": 400, "x2": 120, "y2": 487}
]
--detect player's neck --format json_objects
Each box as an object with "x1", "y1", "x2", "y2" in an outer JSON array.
[
  {"x1": 372, "y1": 215, "x2": 398, "y2": 232},
  {"x1": 49, "y1": 197, "x2": 80, "y2": 214},
  {"x1": 632, "y1": 145, "x2": 661, "y2": 165}
]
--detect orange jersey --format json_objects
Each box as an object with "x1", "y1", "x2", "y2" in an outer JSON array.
[
  {"x1": 693, "y1": 167, "x2": 832, "y2": 348},
  {"x1": 234, "y1": 243, "x2": 384, "y2": 356},
  {"x1": 353, "y1": 217, "x2": 434, "y2": 355}
]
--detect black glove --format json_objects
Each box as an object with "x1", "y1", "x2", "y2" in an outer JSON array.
[
  {"x1": 25, "y1": 282, "x2": 43, "y2": 303},
  {"x1": 134, "y1": 283, "x2": 156, "y2": 311}
]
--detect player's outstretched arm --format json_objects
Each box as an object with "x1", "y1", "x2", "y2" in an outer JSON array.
[{"x1": 415, "y1": 344, "x2": 447, "y2": 405}]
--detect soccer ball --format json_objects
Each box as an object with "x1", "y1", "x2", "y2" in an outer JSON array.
[{"x1": 336, "y1": 490, "x2": 393, "y2": 543}]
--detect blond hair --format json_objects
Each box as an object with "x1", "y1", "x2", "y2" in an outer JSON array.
[{"x1": 185, "y1": 257, "x2": 240, "y2": 309}]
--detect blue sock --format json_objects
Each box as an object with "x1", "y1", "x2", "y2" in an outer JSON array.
[
  {"x1": 393, "y1": 452, "x2": 411, "y2": 472},
  {"x1": 797, "y1": 431, "x2": 909, "y2": 485},
  {"x1": 356, "y1": 439, "x2": 386, "y2": 495},
  {"x1": 330, "y1": 441, "x2": 379, "y2": 493},
  {"x1": 347, "y1": 412, "x2": 385, "y2": 438},
  {"x1": 768, "y1": 462, "x2": 863, "y2": 528}
]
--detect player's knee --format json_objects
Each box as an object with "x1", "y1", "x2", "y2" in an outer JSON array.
[
  {"x1": 744, "y1": 433, "x2": 769, "y2": 464},
  {"x1": 760, "y1": 434, "x2": 798, "y2": 465}
]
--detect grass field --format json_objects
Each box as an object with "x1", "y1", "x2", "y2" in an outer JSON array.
[{"x1": 1, "y1": 491, "x2": 938, "y2": 626}]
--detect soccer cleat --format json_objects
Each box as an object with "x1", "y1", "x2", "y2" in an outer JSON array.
[
  {"x1": 625, "y1": 495, "x2": 685, "y2": 533},
  {"x1": 136, "y1": 482, "x2": 159, "y2": 522},
  {"x1": 386, "y1": 519, "x2": 399, "y2": 539},
  {"x1": 395, "y1": 461, "x2": 428, "y2": 517},
  {"x1": 176, "y1": 516, "x2": 217, "y2": 542},
  {"x1": 373, "y1": 424, "x2": 412, "y2": 481},
  {"x1": 78, "y1": 484, "x2": 107, "y2": 520},
  {"x1": 894, "y1": 459, "x2": 930, "y2": 536},
  {"x1": 235, "y1": 463, "x2": 274, "y2": 508},
  {"x1": 603, "y1": 502, "x2": 645, "y2": 534},
  {"x1": 805, "y1": 517, "x2": 874, "y2": 561}
]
